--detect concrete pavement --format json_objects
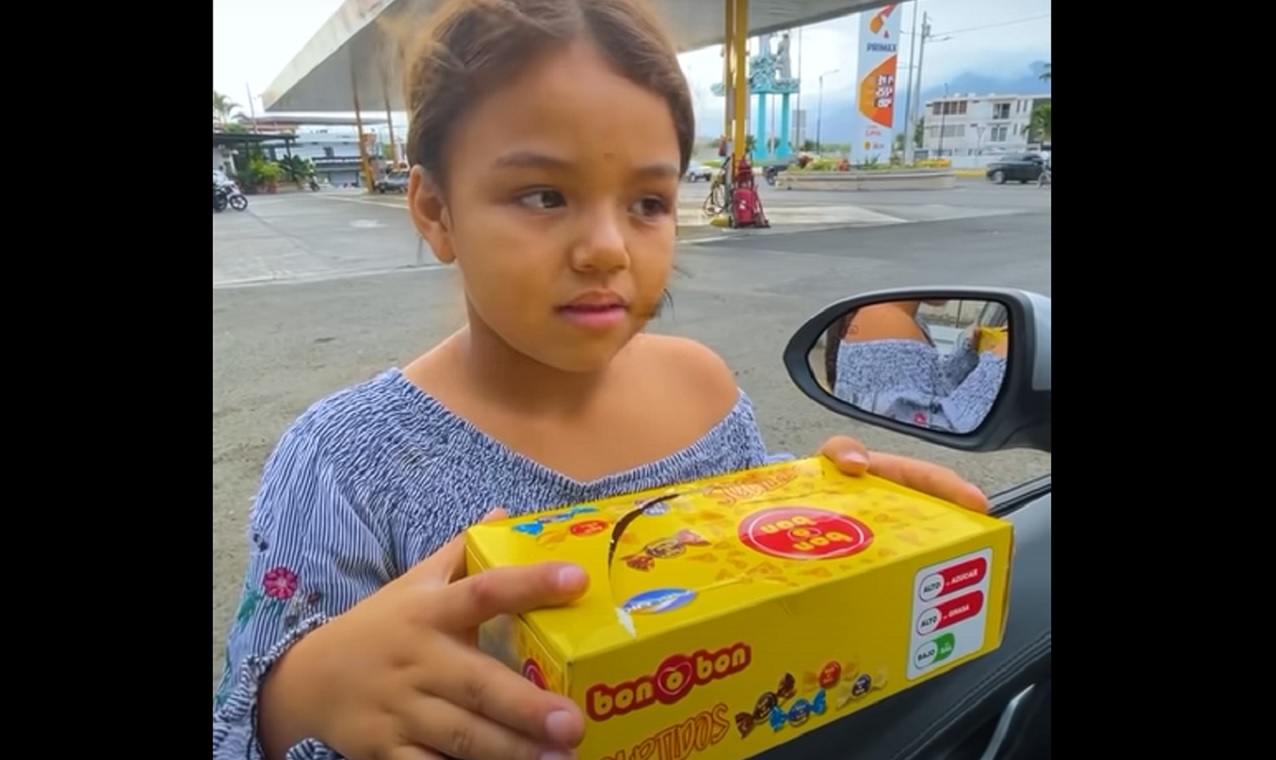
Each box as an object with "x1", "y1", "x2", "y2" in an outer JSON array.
[{"x1": 212, "y1": 185, "x2": 1052, "y2": 689}]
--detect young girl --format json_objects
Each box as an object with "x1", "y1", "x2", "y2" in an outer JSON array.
[{"x1": 212, "y1": 1, "x2": 989, "y2": 758}]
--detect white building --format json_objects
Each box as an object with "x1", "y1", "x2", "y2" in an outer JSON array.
[
  {"x1": 229, "y1": 115, "x2": 407, "y2": 187},
  {"x1": 919, "y1": 93, "x2": 1050, "y2": 158}
]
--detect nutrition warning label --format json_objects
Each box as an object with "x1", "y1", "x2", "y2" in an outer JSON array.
[{"x1": 906, "y1": 547, "x2": 994, "y2": 681}]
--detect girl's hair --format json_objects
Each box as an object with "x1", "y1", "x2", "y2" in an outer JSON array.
[
  {"x1": 404, "y1": 0, "x2": 696, "y2": 189},
  {"x1": 823, "y1": 314, "x2": 851, "y2": 389}
]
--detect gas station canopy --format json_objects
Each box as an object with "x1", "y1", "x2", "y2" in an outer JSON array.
[{"x1": 262, "y1": 0, "x2": 892, "y2": 113}]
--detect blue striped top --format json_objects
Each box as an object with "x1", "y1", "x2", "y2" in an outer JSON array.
[{"x1": 213, "y1": 368, "x2": 775, "y2": 759}]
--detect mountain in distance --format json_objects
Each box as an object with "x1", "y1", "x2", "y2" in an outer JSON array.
[{"x1": 735, "y1": 60, "x2": 1051, "y2": 144}]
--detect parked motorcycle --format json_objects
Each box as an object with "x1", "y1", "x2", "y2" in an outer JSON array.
[
  {"x1": 764, "y1": 165, "x2": 782, "y2": 186},
  {"x1": 213, "y1": 182, "x2": 249, "y2": 212},
  {"x1": 764, "y1": 286, "x2": 1051, "y2": 760}
]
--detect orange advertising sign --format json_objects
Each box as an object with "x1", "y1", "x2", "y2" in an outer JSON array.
[{"x1": 853, "y1": 4, "x2": 902, "y2": 162}]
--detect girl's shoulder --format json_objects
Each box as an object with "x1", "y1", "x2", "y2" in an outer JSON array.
[
  {"x1": 271, "y1": 369, "x2": 467, "y2": 499},
  {"x1": 626, "y1": 334, "x2": 741, "y2": 425}
]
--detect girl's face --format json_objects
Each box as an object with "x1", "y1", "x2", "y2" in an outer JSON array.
[{"x1": 410, "y1": 42, "x2": 682, "y2": 373}]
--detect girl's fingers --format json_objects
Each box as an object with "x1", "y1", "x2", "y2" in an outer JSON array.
[
  {"x1": 388, "y1": 747, "x2": 446, "y2": 760},
  {"x1": 399, "y1": 692, "x2": 576, "y2": 760},
  {"x1": 818, "y1": 435, "x2": 871, "y2": 475},
  {"x1": 868, "y1": 452, "x2": 989, "y2": 513},
  {"x1": 426, "y1": 639, "x2": 584, "y2": 748},
  {"x1": 443, "y1": 563, "x2": 588, "y2": 633}
]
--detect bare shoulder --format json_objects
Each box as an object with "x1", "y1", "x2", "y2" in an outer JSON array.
[{"x1": 627, "y1": 334, "x2": 741, "y2": 421}]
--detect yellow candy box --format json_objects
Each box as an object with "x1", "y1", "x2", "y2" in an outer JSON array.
[{"x1": 466, "y1": 456, "x2": 1013, "y2": 760}]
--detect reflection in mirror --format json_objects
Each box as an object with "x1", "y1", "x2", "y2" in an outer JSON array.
[{"x1": 807, "y1": 299, "x2": 1010, "y2": 434}]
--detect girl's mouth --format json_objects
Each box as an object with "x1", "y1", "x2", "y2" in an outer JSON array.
[{"x1": 556, "y1": 303, "x2": 629, "y2": 331}]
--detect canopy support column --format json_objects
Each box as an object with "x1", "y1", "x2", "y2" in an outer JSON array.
[{"x1": 351, "y1": 57, "x2": 376, "y2": 193}]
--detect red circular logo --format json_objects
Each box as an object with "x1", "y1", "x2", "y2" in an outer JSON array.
[
  {"x1": 523, "y1": 657, "x2": 548, "y2": 688},
  {"x1": 738, "y1": 506, "x2": 873, "y2": 560},
  {"x1": 522, "y1": 658, "x2": 548, "y2": 690},
  {"x1": 653, "y1": 653, "x2": 695, "y2": 702},
  {"x1": 570, "y1": 519, "x2": 609, "y2": 536}
]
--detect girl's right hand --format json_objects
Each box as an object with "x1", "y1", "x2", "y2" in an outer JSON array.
[{"x1": 262, "y1": 516, "x2": 589, "y2": 760}]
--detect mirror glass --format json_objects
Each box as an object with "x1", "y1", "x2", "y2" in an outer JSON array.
[{"x1": 806, "y1": 298, "x2": 1010, "y2": 434}]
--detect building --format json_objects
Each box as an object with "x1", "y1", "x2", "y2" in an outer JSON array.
[
  {"x1": 919, "y1": 93, "x2": 1050, "y2": 158},
  {"x1": 233, "y1": 115, "x2": 405, "y2": 187}
]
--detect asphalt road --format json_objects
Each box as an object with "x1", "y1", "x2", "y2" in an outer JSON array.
[
  {"x1": 213, "y1": 179, "x2": 1050, "y2": 288},
  {"x1": 212, "y1": 181, "x2": 1051, "y2": 689}
]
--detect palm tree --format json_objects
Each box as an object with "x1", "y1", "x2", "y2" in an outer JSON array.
[
  {"x1": 213, "y1": 90, "x2": 240, "y2": 128},
  {"x1": 1030, "y1": 103, "x2": 1051, "y2": 143},
  {"x1": 1039, "y1": 63, "x2": 1051, "y2": 83}
]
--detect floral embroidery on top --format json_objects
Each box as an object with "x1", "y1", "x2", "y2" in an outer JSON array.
[
  {"x1": 231, "y1": 565, "x2": 320, "y2": 631},
  {"x1": 263, "y1": 566, "x2": 299, "y2": 600}
]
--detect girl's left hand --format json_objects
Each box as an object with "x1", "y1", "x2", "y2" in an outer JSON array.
[{"x1": 818, "y1": 435, "x2": 989, "y2": 513}]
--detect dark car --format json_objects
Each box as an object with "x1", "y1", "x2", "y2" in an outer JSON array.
[
  {"x1": 375, "y1": 170, "x2": 409, "y2": 193},
  {"x1": 985, "y1": 154, "x2": 1045, "y2": 184}
]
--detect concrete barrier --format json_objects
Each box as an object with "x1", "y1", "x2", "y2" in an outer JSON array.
[{"x1": 780, "y1": 169, "x2": 957, "y2": 191}]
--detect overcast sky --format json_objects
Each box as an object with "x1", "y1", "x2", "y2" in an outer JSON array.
[{"x1": 214, "y1": 0, "x2": 1050, "y2": 130}]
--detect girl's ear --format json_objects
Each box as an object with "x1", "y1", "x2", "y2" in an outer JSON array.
[{"x1": 408, "y1": 165, "x2": 455, "y2": 264}]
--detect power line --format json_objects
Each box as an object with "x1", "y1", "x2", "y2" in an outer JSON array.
[{"x1": 932, "y1": 13, "x2": 1051, "y2": 38}]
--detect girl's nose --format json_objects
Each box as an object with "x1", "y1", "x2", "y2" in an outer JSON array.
[{"x1": 570, "y1": 210, "x2": 629, "y2": 272}]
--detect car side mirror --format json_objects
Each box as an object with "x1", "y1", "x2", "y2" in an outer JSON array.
[{"x1": 783, "y1": 287, "x2": 1050, "y2": 453}]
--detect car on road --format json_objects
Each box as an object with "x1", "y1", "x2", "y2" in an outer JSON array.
[
  {"x1": 684, "y1": 164, "x2": 717, "y2": 182},
  {"x1": 375, "y1": 170, "x2": 409, "y2": 193},
  {"x1": 985, "y1": 154, "x2": 1046, "y2": 185}
]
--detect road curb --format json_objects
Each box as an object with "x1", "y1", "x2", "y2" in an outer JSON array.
[{"x1": 677, "y1": 219, "x2": 909, "y2": 246}]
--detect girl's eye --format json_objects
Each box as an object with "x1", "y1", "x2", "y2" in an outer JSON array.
[
  {"x1": 630, "y1": 196, "x2": 670, "y2": 218},
  {"x1": 516, "y1": 189, "x2": 567, "y2": 210}
]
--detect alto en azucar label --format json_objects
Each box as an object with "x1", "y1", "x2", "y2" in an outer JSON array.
[{"x1": 587, "y1": 643, "x2": 752, "y2": 721}]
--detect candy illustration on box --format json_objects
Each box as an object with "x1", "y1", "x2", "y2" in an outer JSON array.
[{"x1": 465, "y1": 456, "x2": 1014, "y2": 760}]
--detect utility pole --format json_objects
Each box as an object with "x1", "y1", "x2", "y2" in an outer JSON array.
[
  {"x1": 898, "y1": 5, "x2": 918, "y2": 164},
  {"x1": 908, "y1": 12, "x2": 932, "y2": 162},
  {"x1": 937, "y1": 82, "x2": 949, "y2": 157}
]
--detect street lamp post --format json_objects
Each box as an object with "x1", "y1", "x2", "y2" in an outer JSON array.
[{"x1": 816, "y1": 68, "x2": 838, "y2": 154}]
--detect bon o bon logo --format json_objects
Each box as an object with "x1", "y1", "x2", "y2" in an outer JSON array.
[
  {"x1": 738, "y1": 506, "x2": 873, "y2": 560},
  {"x1": 586, "y1": 643, "x2": 752, "y2": 722}
]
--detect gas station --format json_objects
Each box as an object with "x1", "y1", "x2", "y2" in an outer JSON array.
[{"x1": 262, "y1": 0, "x2": 893, "y2": 225}]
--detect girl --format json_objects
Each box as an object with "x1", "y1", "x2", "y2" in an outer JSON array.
[{"x1": 212, "y1": 1, "x2": 990, "y2": 759}]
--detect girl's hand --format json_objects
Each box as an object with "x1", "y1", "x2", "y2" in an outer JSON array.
[
  {"x1": 818, "y1": 436, "x2": 989, "y2": 513},
  {"x1": 264, "y1": 509, "x2": 588, "y2": 760}
]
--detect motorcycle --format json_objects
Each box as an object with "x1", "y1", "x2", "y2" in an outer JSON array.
[
  {"x1": 764, "y1": 165, "x2": 783, "y2": 186},
  {"x1": 1037, "y1": 164, "x2": 1051, "y2": 188},
  {"x1": 213, "y1": 182, "x2": 249, "y2": 213},
  {"x1": 759, "y1": 286, "x2": 1051, "y2": 760}
]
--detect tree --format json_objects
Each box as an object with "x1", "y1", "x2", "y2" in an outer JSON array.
[
  {"x1": 914, "y1": 118, "x2": 925, "y2": 148},
  {"x1": 213, "y1": 90, "x2": 240, "y2": 128},
  {"x1": 1039, "y1": 63, "x2": 1051, "y2": 82},
  {"x1": 1030, "y1": 103, "x2": 1051, "y2": 142}
]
